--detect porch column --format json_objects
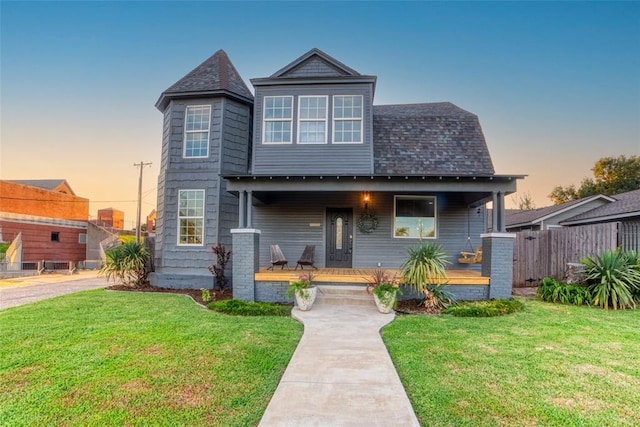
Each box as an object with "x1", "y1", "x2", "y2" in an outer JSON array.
[
  {"x1": 247, "y1": 191, "x2": 253, "y2": 228},
  {"x1": 481, "y1": 232, "x2": 516, "y2": 299},
  {"x1": 231, "y1": 228, "x2": 260, "y2": 302},
  {"x1": 239, "y1": 191, "x2": 247, "y2": 228}
]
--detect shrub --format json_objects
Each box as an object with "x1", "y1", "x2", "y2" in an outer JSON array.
[
  {"x1": 208, "y1": 299, "x2": 292, "y2": 316},
  {"x1": 99, "y1": 242, "x2": 149, "y2": 287},
  {"x1": 581, "y1": 250, "x2": 640, "y2": 310},
  {"x1": 537, "y1": 277, "x2": 593, "y2": 306},
  {"x1": 401, "y1": 242, "x2": 451, "y2": 309},
  {"x1": 442, "y1": 299, "x2": 524, "y2": 317},
  {"x1": 208, "y1": 244, "x2": 232, "y2": 291}
]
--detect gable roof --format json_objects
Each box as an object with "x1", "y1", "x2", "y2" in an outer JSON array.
[
  {"x1": 561, "y1": 188, "x2": 640, "y2": 225},
  {"x1": 373, "y1": 103, "x2": 495, "y2": 175},
  {"x1": 506, "y1": 194, "x2": 616, "y2": 228},
  {"x1": 270, "y1": 48, "x2": 361, "y2": 78},
  {"x1": 7, "y1": 179, "x2": 76, "y2": 195},
  {"x1": 156, "y1": 50, "x2": 253, "y2": 110}
]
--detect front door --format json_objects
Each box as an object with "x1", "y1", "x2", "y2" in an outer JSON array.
[{"x1": 326, "y1": 208, "x2": 353, "y2": 268}]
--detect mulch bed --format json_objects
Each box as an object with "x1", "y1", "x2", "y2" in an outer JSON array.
[
  {"x1": 106, "y1": 283, "x2": 232, "y2": 306},
  {"x1": 395, "y1": 298, "x2": 443, "y2": 315}
]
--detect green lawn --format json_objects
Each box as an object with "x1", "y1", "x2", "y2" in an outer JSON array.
[
  {"x1": 384, "y1": 300, "x2": 640, "y2": 426},
  {"x1": 0, "y1": 290, "x2": 302, "y2": 426}
]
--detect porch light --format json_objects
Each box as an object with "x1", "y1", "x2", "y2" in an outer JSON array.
[{"x1": 363, "y1": 192, "x2": 371, "y2": 210}]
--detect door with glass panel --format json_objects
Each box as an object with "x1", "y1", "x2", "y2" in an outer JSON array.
[{"x1": 326, "y1": 208, "x2": 353, "y2": 268}]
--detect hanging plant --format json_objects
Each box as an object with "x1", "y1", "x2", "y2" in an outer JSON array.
[{"x1": 357, "y1": 210, "x2": 378, "y2": 234}]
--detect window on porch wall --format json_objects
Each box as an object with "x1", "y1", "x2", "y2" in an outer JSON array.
[{"x1": 394, "y1": 196, "x2": 437, "y2": 238}]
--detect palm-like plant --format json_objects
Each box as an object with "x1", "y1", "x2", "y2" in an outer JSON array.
[
  {"x1": 100, "y1": 242, "x2": 149, "y2": 287},
  {"x1": 581, "y1": 250, "x2": 640, "y2": 310},
  {"x1": 401, "y1": 242, "x2": 450, "y2": 308}
]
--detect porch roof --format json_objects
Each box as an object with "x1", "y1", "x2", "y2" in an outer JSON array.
[{"x1": 224, "y1": 174, "x2": 524, "y2": 206}]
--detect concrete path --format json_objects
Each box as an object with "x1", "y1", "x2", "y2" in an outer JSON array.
[
  {"x1": 259, "y1": 303, "x2": 420, "y2": 426},
  {"x1": 0, "y1": 271, "x2": 108, "y2": 310}
]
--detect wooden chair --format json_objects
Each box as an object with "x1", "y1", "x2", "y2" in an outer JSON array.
[
  {"x1": 295, "y1": 245, "x2": 318, "y2": 270},
  {"x1": 458, "y1": 247, "x2": 482, "y2": 264},
  {"x1": 268, "y1": 244, "x2": 288, "y2": 270}
]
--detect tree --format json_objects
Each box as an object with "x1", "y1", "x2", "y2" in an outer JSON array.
[
  {"x1": 511, "y1": 192, "x2": 536, "y2": 210},
  {"x1": 549, "y1": 155, "x2": 640, "y2": 204}
]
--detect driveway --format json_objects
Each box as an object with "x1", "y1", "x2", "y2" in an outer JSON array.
[{"x1": 0, "y1": 271, "x2": 109, "y2": 310}]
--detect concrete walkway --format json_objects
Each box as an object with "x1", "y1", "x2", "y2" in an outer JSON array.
[
  {"x1": 0, "y1": 271, "x2": 108, "y2": 310},
  {"x1": 259, "y1": 303, "x2": 420, "y2": 426}
]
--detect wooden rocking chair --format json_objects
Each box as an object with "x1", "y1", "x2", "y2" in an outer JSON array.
[
  {"x1": 268, "y1": 244, "x2": 288, "y2": 270},
  {"x1": 458, "y1": 247, "x2": 482, "y2": 264},
  {"x1": 295, "y1": 245, "x2": 318, "y2": 270}
]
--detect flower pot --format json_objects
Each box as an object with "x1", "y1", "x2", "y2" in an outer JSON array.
[
  {"x1": 295, "y1": 286, "x2": 317, "y2": 311},
  {"x1": 373, "y1": 291, "x2": 396, "y2": 314}
]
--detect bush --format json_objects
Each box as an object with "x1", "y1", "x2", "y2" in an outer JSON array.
[
  {"x1": 99, "y1": 242, "x2": 149, "y2": 287},
  {"x1": 208, "y1": 299, "x2": 292, "y2": 316},
  {"x1": 581, "y1": 250, "x2": 640, "y2": 310},
  {"x1": 442, "y1": 299, "x2": 524, "y2": 317},
  {"x1": 537, "y1": 277, "x2": 593, "y2": 306}
]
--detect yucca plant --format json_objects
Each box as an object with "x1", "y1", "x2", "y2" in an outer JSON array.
[
  {"x1": 401, "y1": 242, "x2": 450, "y2": 308},
  {"x1": 100, "y1": 242, "x2": 149, "y2": 287},
  {"x1": 581, "y1": 250, "x2": 640, "y2": 310}
]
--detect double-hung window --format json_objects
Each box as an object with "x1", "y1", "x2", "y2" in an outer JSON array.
[
  {"x1": 263, "y1": 96, "x2": 293, "y2": 144},
  {"x1": 333, "y1": 95, "x2": 363, "y2": 144},
  {"x1": 184, "y1": 105, "x2": 211, "y2": 158},
  {"x1": 394, "y1": 196, "x2": 437, "y2": 239},
  {"x1": 178, "y1": 190, "x2": 205, "y2": 245},
  {"x1": 298, "y1": 96, "x2": 327, "y2": 144}
]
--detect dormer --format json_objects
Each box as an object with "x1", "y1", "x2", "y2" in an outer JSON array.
[{"x1": 250, "y1": 49, "x2": 377, "y2": 175}]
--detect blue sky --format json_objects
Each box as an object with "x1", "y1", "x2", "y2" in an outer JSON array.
[{"x1": 1, "y1": 1, "x2": 638, "y2": 227}]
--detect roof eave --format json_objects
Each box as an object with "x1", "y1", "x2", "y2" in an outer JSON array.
[
  {"x1": 251, "y1": 75, "x2": 377, "y2": 87},
  {"x1": 155, "y1": 89, "x2": 254, "y2": 111},
  {"x1": 560, "y1": 211, "x2": 640, "y2": 226}
]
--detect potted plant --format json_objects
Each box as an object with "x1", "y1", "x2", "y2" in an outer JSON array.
[
  {"x1": 286, "y1": 272, "x2": 317, "y2": 311},
  {"x1": 366, "y1": 269, "x2": 402, "y2": 313}
]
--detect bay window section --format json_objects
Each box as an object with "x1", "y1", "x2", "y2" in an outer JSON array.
[
  {"x1": 184, "y1": 105, "x2": 211, "y2": 158},
  {"x1": 333, "y1": 95, "x2": 363, "y2": 144},
  {"x1": 178, "y1": 190, "x2": 205, "y2": 245},
  {"x1": 394, "y1": 196, "x2": 437, "y2": 239},
  {"x1": 298, "y1": 96, "x2": 327, "y2": 144},
  {"x1": 263, "y1": 96, "x2": 293, "y2": 144}
]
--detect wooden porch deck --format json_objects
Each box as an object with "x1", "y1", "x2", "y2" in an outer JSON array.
[{"x1": 255, "y1": 267, "x2": 489, "y2": 286}]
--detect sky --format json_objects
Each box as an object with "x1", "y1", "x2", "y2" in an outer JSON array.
[{"x1": 1, "y1": 1, "x2": 639, "y2": 229}]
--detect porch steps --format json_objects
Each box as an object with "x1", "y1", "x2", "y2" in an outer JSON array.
[{"x1": 315, "y1": 284, "x2": 374, "y2": 307}]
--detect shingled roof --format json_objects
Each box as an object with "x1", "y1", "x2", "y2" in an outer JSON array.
[
  {"x1": 561, "y1": 188, "x2": 640, "y2": 225},
  {"x1": 156, "y1": 50, "x2": 253, "y2": 110},
  {"x1": 7, "y1": 179, "x2": 76, "y2": 195},
  {"x1": 373, "y1": 103, "x2": 495, "y2": 175}
]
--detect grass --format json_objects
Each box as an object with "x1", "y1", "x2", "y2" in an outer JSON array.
[
  {"x1": 442, "y1": 298, "x2": 524, "y2": 317},
  {"x1": 0, "y1": 290, "x2": 302, "y2": 426},
  {"x1": 208, "y1": 299, "x2": 292, "y2": 316},
  {"x1": 383, "y1": 299, "x2": 640, "y2": 426}
]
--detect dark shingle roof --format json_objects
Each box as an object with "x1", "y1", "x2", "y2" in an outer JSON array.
[
  {"x1": 156, "y1": 50, "x2": 253, "y2": 110},
  {"x1": 7, "y1": 179, "x2": 74, "y2": 194},
  {"x1": 562, "y1": 188, "x2": 640, "y2": 224},
  {"x1": 505, "y1": 198, "x2": 599, "y2": 227},
  {"x1": 373, "y1": 103, "x2": 495, "y2": 175}
]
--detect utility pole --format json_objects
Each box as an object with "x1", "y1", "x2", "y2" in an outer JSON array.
[{"x1": 134, "y1": 161, "x2": 152, "y2": 243}]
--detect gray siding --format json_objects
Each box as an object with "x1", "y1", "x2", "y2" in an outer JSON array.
[
  {"x1": 252, "y1": 84, "x2": 374, "y2": 175},
  {"x1": 286, "y1": 58, "x2": 346, "y2": 77},
  {"x1": 252, "y1": 192, "x2": 487, "y2": 270}
]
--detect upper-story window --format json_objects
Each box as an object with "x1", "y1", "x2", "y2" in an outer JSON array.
[
  {"x1": 263, "y1": 96, "x2": 293, "y2": 144},
  {"x1": 184, "y1": 105, "x2": 211, "y2": 158},
  {"x1": 178, "y1": 189, "x2": 205, "y2": 246},
  {"x1": 333, "y1": 95, "x2": 363, "y2": 144},
  {"x1": 298, "y1": 96, "x2": 328, "y2": 144}
]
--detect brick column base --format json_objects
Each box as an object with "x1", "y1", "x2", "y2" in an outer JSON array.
[
  {"x1": 481, "y1": 232, "x2": 516, "y2": 299},
  {"x1": 231, "y1": 229, "x2": 261, "y2": 302}
]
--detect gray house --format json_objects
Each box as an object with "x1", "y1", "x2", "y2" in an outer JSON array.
[{"x1": 151, "y1": 48, "x2": 523, "y2": 301}]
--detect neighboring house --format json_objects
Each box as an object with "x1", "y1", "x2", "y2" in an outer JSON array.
[
  {"x1": 151, "y1": 48, "x2": 523, "y2": 300},
  {"x1": 559, "y1": 188, "x2": 640, "y2": 227},
  {"x1": 0, "y1": 179, "x2": 89, "y2": 262},
  {"x1": 505, "y1": 195, "x2": 615, "y2": 232},
  {"x1": 96, "y1": 208, "x2": 125, "y2": 229},
  {"x1": 146, "y1": 209, "x2": 157, "y2": 233}
]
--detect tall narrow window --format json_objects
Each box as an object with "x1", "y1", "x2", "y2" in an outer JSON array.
[
  {"x1": 263, "y1": 96, "x2": 293, "y2": 144},
  {"x1": 394, "y1": 196, "x2": 437, "y2": 239},
  {"x1": 184, "y1": 105, "x2": 211, "y2": 158},
  {"x1": 298, "y1": 96, "x2": 327, "y2": 144},
  {"x1": 178, "y1": 190, "x2": 205, "y2": 245},
  {"x1": 333, "y1": 95, "x2": 363, "y2": 144}
]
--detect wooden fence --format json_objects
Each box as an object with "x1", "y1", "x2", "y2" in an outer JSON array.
[{"x1": 513, "y1": 222, "x2": 619, "y2": 287}]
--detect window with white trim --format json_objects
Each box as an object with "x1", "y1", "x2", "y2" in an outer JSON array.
[
  {"x1": 184, "y1": 105, "x2": 211, "y2": 158},
  {"x1": 298, "y1": 96, "x2": 327, "y2": 144},
  {"x1": 263, "y1": 96, "x2": 293, "y2": 144},
  {"x1": 78, "y1": 233, "x2": 87, "y2": 244},
  {"x1": 333, "y1": 95, "x2": 363, "y2": 143},
  {"x1": 394, "y1": 196, "x2": 437, "y2": 239},
  {"x1": 178, "y1": 190, "x2": 205, "y2": 245}
]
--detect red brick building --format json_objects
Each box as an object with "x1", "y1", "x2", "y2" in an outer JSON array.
[
  {"x1": 0, "y1": 180, "x2": 89, "y2": 262},
  {"x1": 97, "y1": 208, "x2": 125, "y2": 229}
]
